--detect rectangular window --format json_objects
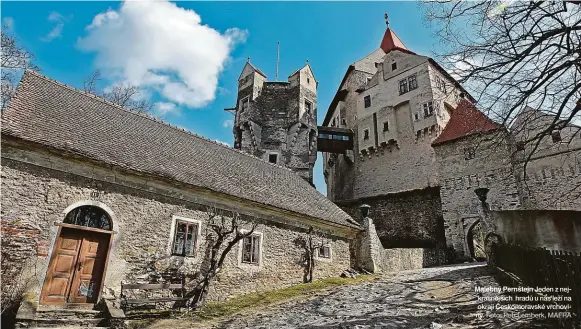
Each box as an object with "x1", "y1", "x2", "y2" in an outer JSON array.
[
  {"x1": 363, "y1": 129, "x2": 370, "y2": 140},
  {"x1": 414, "y1": 112, "x2": 420, "y2": 121},
  {"x1": 399, "y1": 79, "x2": 408, "y2": 95},
  {"x1": 423, "y1": 101, "x2": 434, "y2": 117},
  {"x1": 408, "y1": 74, "x2": 418, "y2": 91},
  {"x1": 429, "y1": 125, "x2": 436, "y2": 136},
  {"x1": 240, "y1": 97, "x2": 249, "y2": 112},
  {"x1": 416, "y1": 130, "x2": 422, "y2": 140},
  {"x1": 341, "y1": 118, "x2": 346, "y2": 126},
  {"x1": 318, "y1": 245, "x2": 331, "y2": 258},
  {"x1": 242, "y1": 234, "x2": 260, "y2": 264},
  {"x1": 364, "y1": 95, "x2": 371, "y2": 108},
  {"x1": 391, "y1": 62, "x2": 397, "y2": 70},
  {"x1": 464, "y1": 147, "x2": 476, "y2": 160},
  {"x1": 304, "y1": 100, "x2": 312, "y2": 114},
  {"x1": 172, "y1": 221, "x2": 198, "y2": 257},
  {"x1": 383, "y1": 121, "x2": 389, "y2": 132},
  {"x1": 268, "y1": 153, "x2": 278, "y2": 164}
]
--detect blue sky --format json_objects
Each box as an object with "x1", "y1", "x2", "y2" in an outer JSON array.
[{"x1": 2, "y1": 1, "x2": 442, "y2": 194}]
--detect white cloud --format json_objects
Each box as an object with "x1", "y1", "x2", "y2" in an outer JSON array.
[
  {"x1": 154, "y1": 102, "x2": 178, "y2": 116},
  {"x1": 77, "y1": 1, "x2": 248, "y2": 108},
  {"x1": 3, "y1": 17, "x2": 14, "y2": 30},
  {"x1": 222, "y1": 119, "x2": 233, "y2": 128},
  {"x1": 41, "y1": 11, "x2": 69, "y2": 42}
]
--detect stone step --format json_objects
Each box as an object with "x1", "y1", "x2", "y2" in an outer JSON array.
[
  {"x1": 35, "y1": 308, "x2": 103, "y2": 320},
  {"x1": 27, "y1": 318, "x2": 109, "y2": 328}
]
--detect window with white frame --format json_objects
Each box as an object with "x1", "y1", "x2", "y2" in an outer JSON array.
[
  {"x1": 241, "y1": 234, "x2": 261, "y2": 265},
  {"x1": 399, "y1": 79, "x2": 408, "y2": 95},
  {"x1": 423, "y1": 101, "x2": 435, "y2": 117},
  {"x1": 408, "y1": 74, "x2": 418, "y2": 91},
  {"x1": 171, "y1": 217, "x2": 200, "y2": 257},
  {"x1": 318, "y1": 245, "x2": 331, "y2": 259}
]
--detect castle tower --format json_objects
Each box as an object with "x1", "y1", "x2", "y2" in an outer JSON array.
[{"x1": 226, "y1": 59, "x2": 318, "y2": 185}]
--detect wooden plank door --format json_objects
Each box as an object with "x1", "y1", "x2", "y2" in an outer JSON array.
[
  {"x1": 67, "y1": 232, "x2": 110, "y2": 304},
  {"x1": 40, "y1": 228, "x2": 83, "y2": 304},
  {"x1": 41, "y1": 228, "x2": 110, "y2": 305}
]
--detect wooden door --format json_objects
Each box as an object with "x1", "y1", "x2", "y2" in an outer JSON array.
[{"x1": 41, "y1": 228, "x2": 110, "y2": 305}]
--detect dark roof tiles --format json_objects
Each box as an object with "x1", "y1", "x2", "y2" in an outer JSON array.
[{"x1": 2, "y1": 70, "x2": 359, "y2": 229}]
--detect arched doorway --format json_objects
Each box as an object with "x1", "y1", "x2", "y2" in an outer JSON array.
[
  {"x1": 466, "y1": 220, "x2": 487, "y2": 261},
  {"x1": 40, "y1": 205, "x2": 114, "y2": 305}
]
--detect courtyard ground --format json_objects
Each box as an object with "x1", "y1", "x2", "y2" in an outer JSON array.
[{"x1": 148, "y1": 263, "x2": 552, "y2": 329}]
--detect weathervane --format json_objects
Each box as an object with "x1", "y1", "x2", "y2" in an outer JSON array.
[{"x1": 384, "y1": 13, "x2": 389, "y2": 27}]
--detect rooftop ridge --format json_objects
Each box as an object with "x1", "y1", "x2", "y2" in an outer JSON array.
[{"x1": 22, "y1": 70, "x2": 295, "y2": 174}]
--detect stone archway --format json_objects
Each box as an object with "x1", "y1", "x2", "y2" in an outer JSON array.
[{"x1": 463, "y1": 218, "x2": 487, "y2": 261}]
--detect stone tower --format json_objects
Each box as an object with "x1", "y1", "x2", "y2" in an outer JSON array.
[{"x1": 226, "y1": 59, "x2": 318, "y2": 185}]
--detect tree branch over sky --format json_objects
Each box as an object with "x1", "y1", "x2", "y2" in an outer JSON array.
[
  {"x1": 1, "y1": 25, "x2": 40, "y2": 109},
  {"x1": 423, "y1": 1, "x2": 581, "y2": 149}
]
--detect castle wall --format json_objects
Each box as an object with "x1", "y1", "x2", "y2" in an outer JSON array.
[
  {"x1": 434, "y1": 131, "x2": 522, "y2": 260},
  {"x1": 1, "y1": 144, "x2": 352, "y2": 307}
]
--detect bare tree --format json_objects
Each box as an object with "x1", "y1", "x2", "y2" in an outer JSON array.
[
  {"x1": 293, "y1": 227, "x2": 326, "y2": 283},
  {"x1": 187, "y1": 207, "x2": 258, "y2": 309},
  {"x1": 1, "y1": 25, "x2": 40, "y2": 109},
  {"x1": 423, "y1": 1, "x2": 581, "y2": 155},
  {"x1": 82, "y1": 69, "x2": 153, "y2": 113}
]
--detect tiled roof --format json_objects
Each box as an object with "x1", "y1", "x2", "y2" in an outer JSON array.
[
  {"x1": 380, "y1": 28, "x2": 414, "y2": 54},
  {"x1": 2, "y1": 70, "x2": 359, "y2": 229},
  {"x1": 432, "y1": 99, "x2": 500, "y2": 145}
]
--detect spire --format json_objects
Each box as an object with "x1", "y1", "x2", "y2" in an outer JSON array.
[{"x1": 379, "y1": 15, "x2": 409, "y2": 54}]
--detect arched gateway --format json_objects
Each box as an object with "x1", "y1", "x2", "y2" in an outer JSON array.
[{"x1": 40, "y1": 203, "x2": 114, "y2": 305}]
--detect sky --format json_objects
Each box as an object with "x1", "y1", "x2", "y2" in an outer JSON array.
[{"x1": 1, "y1": 1, "x2": 444, "y2": 195}]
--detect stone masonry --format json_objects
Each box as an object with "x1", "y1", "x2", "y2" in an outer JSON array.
[
  {"x1": 230, "y1": 61, "x2": 318, "y2": 184},
  {"x1": 1, "y1": 145, "x2": 353, "y2": 306}
]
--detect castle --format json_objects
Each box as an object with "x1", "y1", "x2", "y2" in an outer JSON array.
[{"x1": 234, "y1": 20, "x2": 581, "y2": 264}]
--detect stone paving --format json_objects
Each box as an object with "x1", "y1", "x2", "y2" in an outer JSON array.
[{"x1": 202, "y1": 263, "x2": 548, "y2": 329}]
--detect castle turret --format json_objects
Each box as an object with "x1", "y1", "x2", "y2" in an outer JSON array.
[{"x1": 227, "y1": 59, "x2": 318, "y2": 185}]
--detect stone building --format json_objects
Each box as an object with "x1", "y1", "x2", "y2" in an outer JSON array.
[
  {"x1": 433, "y1": 99, "x2": 581, "y2": 260},
  {"x1": 226, "y1": 60, "x2": 318, "y2": 185},
  {"x1": 1, "y1": 70, "x2": 360, "y2": 324},
  {"x1": 320, "y1": 22, "x2": 473, "y2": 268}
]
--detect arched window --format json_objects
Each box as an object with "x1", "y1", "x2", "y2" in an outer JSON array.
[{"x1": 63, "y1": 206, "x2": 112, "y2": 230}]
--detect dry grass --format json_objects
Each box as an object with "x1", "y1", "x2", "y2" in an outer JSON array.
[{"x1": 141, "y1": 275, "x2": 376, "y2": 329}]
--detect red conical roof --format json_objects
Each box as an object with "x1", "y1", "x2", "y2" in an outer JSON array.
[
  {"x1": 432, "y1": 99, "x2": 500, "y2": 145},
  {"x1": 380, "y1": 28, "x2": 411, "y2": 54}
]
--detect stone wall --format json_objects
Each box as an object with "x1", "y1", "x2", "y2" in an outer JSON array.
[
  {"x1": 1, "y1": 147, "x2": 352, "y2": 306},
  {"x1": 434, "y1": 131, "x2": 522, "y2": 260},
  {"x1": 337, "y1": 187, "x2": 446, "y2": 249},
  {"x1": 492, "y1": 210, "x2": 581, "y2": 252}
]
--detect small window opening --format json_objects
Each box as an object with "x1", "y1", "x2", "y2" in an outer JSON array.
[
  {"x1": 304, "y1": 100, "x2": 312, "y2": 115},
  {"x1": 464, "y1": 147, "x2": 476, "y2": 160},
  {"x1": 240, "y1": 97, "x2": 249, "y2": 112},
  {"x1": 414, "y1": 112, "x2": 420, "y2": 121},
  {"x1": 364, "y1": 95, "x2": 371, "y2": 108},
  {"x1": 341, "y1": 118, "x2": 346, "y2": 126},
  {"x1": 383, "y1": 121, "x2": 389, "y2": 132},
  {"x1": 318, "y1": 245, "x2": 331, "y2": 258},
  {"x1": 416, "y1": 130, "x2": 422, "y2": 140},
  {"x1": 516, "y1": 141, "x2": 526, "y2": 151},
  {"x1": 268, "y1": 153, "x2": 278, "y2": 164},
  {"x1": 363, "y1": 129, "x2": 370, "y2": 140},
  {"x1": 392, "y1": 62, "x2": 397, "y2": 70},
  {"x1": 307, "y1": 77, "x2": 310, "y2": 84},
  {"x1": 551, "y1": 131, "x2": 562, "y2": 143}
]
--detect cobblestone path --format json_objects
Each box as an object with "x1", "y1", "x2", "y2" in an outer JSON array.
[{"x1": 203, "y1": 263, "x2": 547, "y2": 329}]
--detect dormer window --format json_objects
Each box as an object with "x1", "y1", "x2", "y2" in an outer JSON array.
[
  {"x1": 551, "y1": 131, "x2": 562, "y2": 143},
  {"x1": 392, "y1": 62, "x2": 397, "y2": 70}
]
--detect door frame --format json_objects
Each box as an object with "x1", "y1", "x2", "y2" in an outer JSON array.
[{"x1": 40, "y1": 222, "x2": 115, "y2": 306}]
